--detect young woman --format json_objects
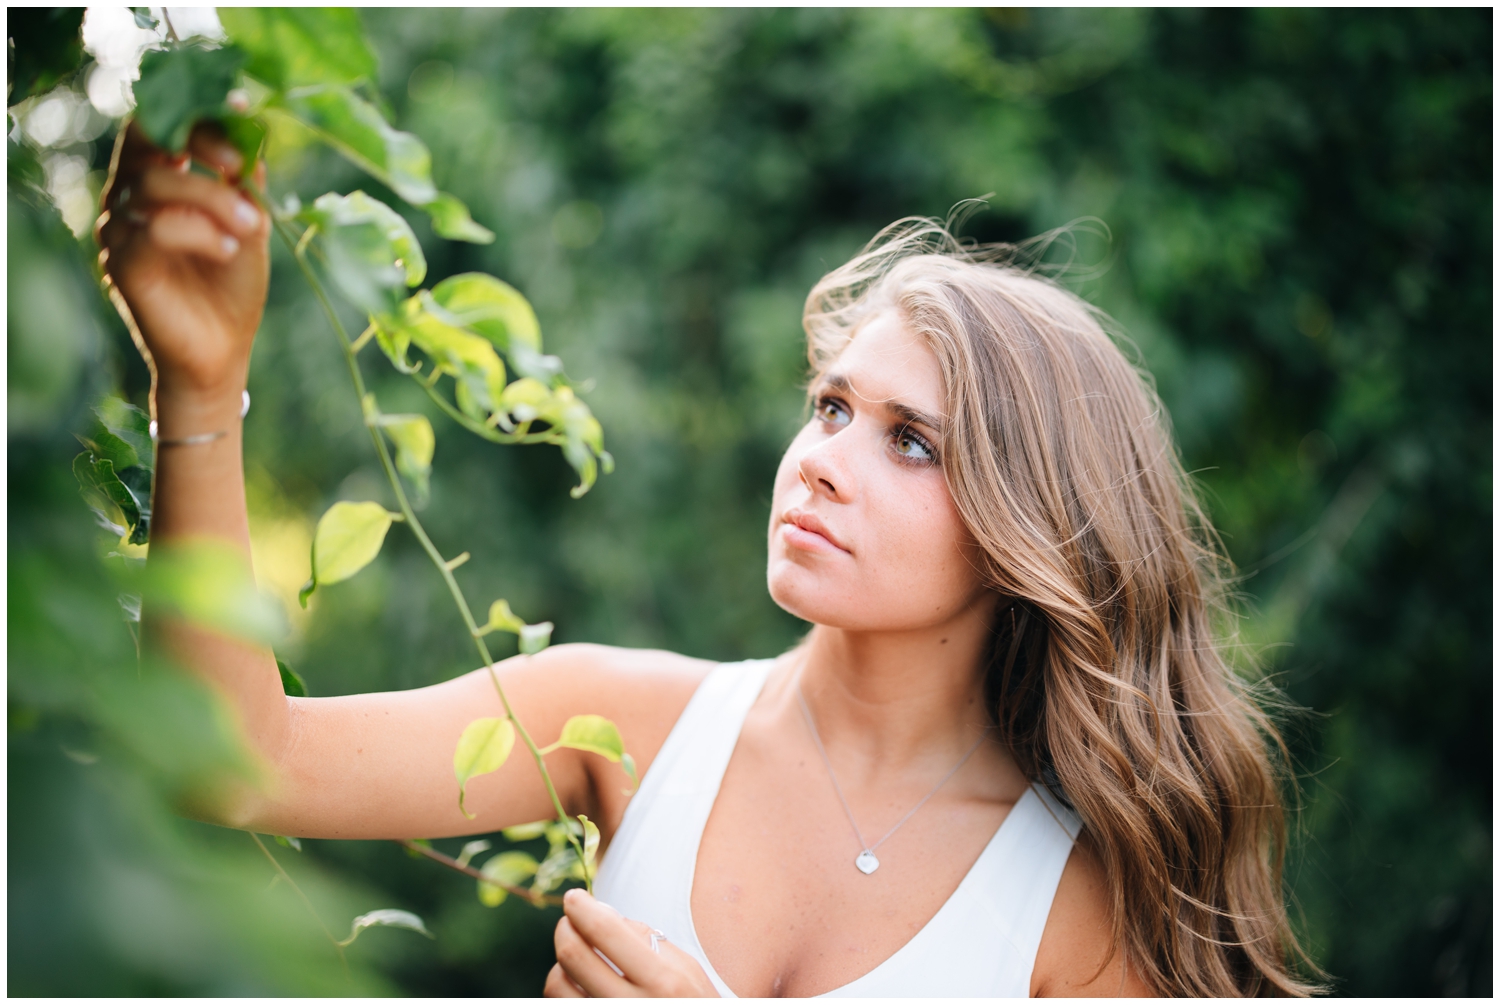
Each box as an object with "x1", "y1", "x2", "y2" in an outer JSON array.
[{"x1": 96, "y1": 124, "x2": 1318, "y2": 997}]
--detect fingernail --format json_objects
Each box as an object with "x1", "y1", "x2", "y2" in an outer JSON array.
[
  {"x1": 234, "y1": 198, "x2": 259, "y2": 229},
  {"x1": 221, "y1": 234, "x2": 240, "y2": 256}
]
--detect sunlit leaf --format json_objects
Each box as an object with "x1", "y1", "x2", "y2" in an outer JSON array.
[
  {"x1": 500, "y1": 820, "x2": 551, "y2": 842},
  {"x1": 552, "y1": 715, "x2": 625, "y2": 763},
  {"x1": 425, "y1": 193, "x2": 495, "y2": 244},
  {"x1": 485, "y1": 598, "x2": 524, "y2": 635},
  {"x1": 134, "y1": 44, "x2": 248, "y2": 153},
  {"x1": 532, "y1": 844, "x2": 584, "y2": 895},
  {"x1": 301, "y1": 500, "x2": 396, "y2": 607},
  {"x1": 578, "y1": 814, "x2": 600, "y2": 875},
  {"x1": 453, "y1": 716, "x2": 515, "y2": 819},
  {"x1": 426, "y1": 273, "x2": 542, "y2": 354},
  {"x1": 281, "y1": 85, "x2": 437, "y2": 206},
  {"x1": 297, "y1": 191, "x2": 426, "y2": 316},
  {"x1": 219, "y1": 8, "x2": 376, "y2": 90},
  {"x1": 519, "y1": 621, "x2": 553, "y2": 655},
  {"x1": 276, "y1": 658, "x2": 308, "y2": 698},
  {"x1": 74, "y1": 453, "x2": 137, "y2": 539},
  {"x1": 273, "y1": 834, "x2": 302, "y2": 851},
  {"x1": 477, "y1": 850, "x2": 539, "y2": 907},
  {"x1": 74, "y1": 397, "x2": 155, "y2": 544},
  {"x1": 622, "y1": 751, "x2": 639, "y2": 791},
  {"x1": 455, "y1": 839, "x2": 491, "y2": 869},
  {"x1": 335, "y1": 908, "x2": 433, "y2": 947},
  {"x1": 376, "y1": 413, "x2": 435, "y2": 499}
]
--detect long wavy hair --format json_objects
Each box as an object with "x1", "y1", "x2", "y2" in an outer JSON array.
[{"x1": 802, "y1": 217, "x2": 1320, "y2": 996}]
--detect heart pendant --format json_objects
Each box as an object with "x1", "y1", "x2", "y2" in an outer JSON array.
[{"x1": 854, "y1": 850, "x2": 880, "y2": 875}]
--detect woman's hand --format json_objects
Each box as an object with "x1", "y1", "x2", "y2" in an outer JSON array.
[
  {"x1": 545, "y1": 890, "x2": 719, "y2": 998},
  {"x1": 95, "y1": 120, "x2": 270, "y2": 413}
]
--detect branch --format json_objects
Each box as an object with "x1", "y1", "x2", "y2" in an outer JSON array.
[{"x1": 394, "y1": 840, "x2": 561, "y2": 907}]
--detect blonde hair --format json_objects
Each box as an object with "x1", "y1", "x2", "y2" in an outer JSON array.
[{"x1": 803, "y1": 218, "x2": 1320, "y2": 996}]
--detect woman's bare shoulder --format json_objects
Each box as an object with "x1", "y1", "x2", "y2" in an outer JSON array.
[{"x1": 1031, "y1": 839, "x2": 1155, "y2": 997}]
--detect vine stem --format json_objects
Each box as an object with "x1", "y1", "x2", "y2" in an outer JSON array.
[
  {"x1": 250, "y1": 832, "x2": 349, "y2": 974},
  {"x1": 394, "y1": 840, "x2": 561, "y2": 907},
  {"x1": 264, "y1": 207, "x2": 593, "y2": 888}
]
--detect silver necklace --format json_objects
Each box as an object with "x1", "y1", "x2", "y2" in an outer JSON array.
[{"x1": 796, "y1": 681, "x2": 986, "y2": 876}]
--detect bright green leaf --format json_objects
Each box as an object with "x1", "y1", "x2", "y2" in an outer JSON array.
[
  {"x1": 453, "y1": 717, "x2": 515, "y2": 819},
  {"x1": 578, "y1": 814, "x2": 600, "y2": 875},
  {"x1": 301, "y1": 500, "x2": 396, "y2": 606},
  {"x1": 500, "y1": 820, "x2": 551, "y2": 842},
  {"x1": 133, "y1": 44, "x2": 248, "y2": 153},
  {"x1": 273, "y1": 834, "x2": 302, "y2": 851},
  {"x1": 376, "y1": 413, "x2": 435, "y2": 499},
  {"x1": 486, "y1": 599, "x2": 525, "y2": 635},
  {"x1": 425, "y1": 193, "x2": 495, "y2": 244},
  {"x1": 336, "y1": 908, "x2": 433, "y2": 948},
  {"x1": 531, "y1": 844, "x2": 584, "y2": 895},
  {"x1": 426, "y1": 273, "x2": 542, "y2": 353},
  {"x1": 554, "y1": 715, "x2": 625, "y2": 763},
  {"x1": 477, "y1": 850, "x2": 540, "y2": 907},
  {"x1": 219, "y1": 8, "x2": 376, "y2": 90},
  {"x1": 622, "y1": 752, "x2": 639, "y2": 791},
  {"x1": 277, "y1": 658, "x2": 308, "y2": 698},
  {"x1": 520, "y1": 622, "x2": 553, "y2": 655},
  {"x1": 455, "y1": 839, "x2": 491, "y2": 869},
  {"x1": 281, "y1": 85, "x2": 437, "y2": 206},
  {"x1": 297, "y1": 191, "x2": 426, "y2": 316}
]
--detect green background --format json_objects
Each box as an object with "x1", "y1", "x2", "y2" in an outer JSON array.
[{"x1": 9, "y1": 8, "x2": 1490, "y2": 995}]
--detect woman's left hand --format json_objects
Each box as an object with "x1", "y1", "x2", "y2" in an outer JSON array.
[{"x1": 545, "y1": 889, "x2": 720, "y2": 997}]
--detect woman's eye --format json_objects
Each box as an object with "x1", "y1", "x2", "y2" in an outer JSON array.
[
  {"x1": 816, "y1": 398, "x2": 850, "y2": 427},
  {"x1": 893, "y1": 429, "x2": 935, "y2": 463}
]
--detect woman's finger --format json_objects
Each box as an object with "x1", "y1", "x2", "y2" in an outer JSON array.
[
  {"x1": 554, "y1": 916, "x2": 636, "y2": 998},
  {"x1": 543, "y1": 962, "x2": 587, "y2": 998},
  {"x1": 138, "y1": 164, "x2": 262, "y2": 239},
  {"x1": 186, "y1": 123, "x2": 245, "y2": 182},
  {"x1": 148, "y1": 205, "x2": 240, "y2": 262},
  {"x1": 561, "y1": 890, "x2": 661, "y2": 984}
]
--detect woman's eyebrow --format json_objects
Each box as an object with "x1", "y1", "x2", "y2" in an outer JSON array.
[{"x1": 818, "y1": 372, "x2": 944, "y2": 434}]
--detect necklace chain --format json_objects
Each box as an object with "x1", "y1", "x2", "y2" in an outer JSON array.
[{"x1": 795, "y1": 680, "x2": 986, "y2": 870}]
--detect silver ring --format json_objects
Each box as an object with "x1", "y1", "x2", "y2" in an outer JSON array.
[{"x1": 648, "y1": 928, "x2": 667, "y2": 954}]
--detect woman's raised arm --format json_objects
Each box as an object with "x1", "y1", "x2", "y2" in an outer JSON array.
[{"x1": 95, "y1": 123, "x2": 704, "y2": 841}]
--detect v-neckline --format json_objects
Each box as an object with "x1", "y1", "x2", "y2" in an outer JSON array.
[{"x1": 680, "y1": 720, "x2": 1039, "y2": 999}]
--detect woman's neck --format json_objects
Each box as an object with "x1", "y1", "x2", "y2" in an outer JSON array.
[{"x1": 787, "y1": 594, "x2": 1000, "y2": 769}]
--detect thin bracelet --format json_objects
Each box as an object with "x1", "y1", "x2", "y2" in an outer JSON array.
[{"x1": 150, "y1": 390, "x2": 250, "y2": 447}]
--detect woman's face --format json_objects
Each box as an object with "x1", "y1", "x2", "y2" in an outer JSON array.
[{"x1": 767, "y1": 310, "x2": 990, "y2": 632}]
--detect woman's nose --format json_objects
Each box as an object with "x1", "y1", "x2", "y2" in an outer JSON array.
[{"x1": 797, "y1": 437, "x2": 848, "y2": 502}]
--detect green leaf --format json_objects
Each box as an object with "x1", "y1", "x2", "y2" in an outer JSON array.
[
  {"x1": 133, "y1": 44, "x2": 249, "y2": 154},
  {"x1": 477, "y1": 850, "x2": 539, "y2": 907},
  {"x1": 500, "y1": 820, "x2": 551, "y2": 842},
  {"x1": 218, "y1": 8, "x2": 376, "y2": 91},
  {"x1": 553, "y1": 715, "x2": 626, "y2": 763},
  {"x1": 219, "y1": 112, "x2": 268, "y2": 168},
  {"x1": 453, "y1": 717, "x2": 515, "y2": 819},
  {"x1": 519, "y1": 621, "x2": 554, "y2": 655},
  {"x1": 277, "y1": 658, "x2": 308, "y2": 698},
  {"x1": 297, "y1": 191, "x2": 426, "y2": 316},
  {"x1": 73, "y1": 453, "x2": 138, "y2": 539},
  {"x1": 280, "y1": 85, "x2": 436, "y2": 206},
  {"x1": 94, "y1": 397, "x2": 153, "y2": 461},
  {"x1": 531, "y1": 844, "x2": 584, "y2": 895},
  {"x1": 301, "y1": 500, "x2": 397, "y2": 606},
  {"x1": 376, "y1": 414, "x2": 435, "y2": 499},
  {"x1": 273, "y1": 834, "x2": 302, "y2": 851},
  {"x1": 426, "y1": 272, "x2": 543, "y2": 354},
  {"x1": 335, "y1": 908, "x2": 433, "y2": 948},
  {"x1": 455, "y1": 839, "x2": 491, "y2": 869},
  {"x1": 622, "y1": 751, "x2": 639, "y2": 791},
  {"x1": 578, "y1": 813, "x2": 600, "y2": 876},
  {"x1": 485, "y1": 599, "x2": 525, "y2": 635},
  {"x1": 425, "y1": 193, "x2": 495, "y2": 244}
]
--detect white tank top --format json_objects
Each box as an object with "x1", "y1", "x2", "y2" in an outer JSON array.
[{"x1": 593, "y1": 659, "x2": 1083, "y2": 998}]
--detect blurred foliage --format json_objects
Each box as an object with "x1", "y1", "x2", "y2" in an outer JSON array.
[{"x1": 9, "y1": 7, "x2": 1490, "y2": 996}]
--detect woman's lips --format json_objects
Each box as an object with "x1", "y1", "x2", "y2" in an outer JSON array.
[{"x1": 780, "y1": 509, "x2": 850, "y2": 555}]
